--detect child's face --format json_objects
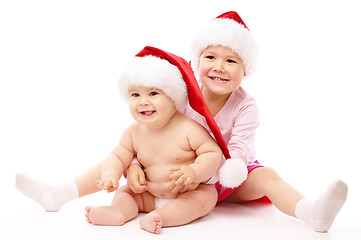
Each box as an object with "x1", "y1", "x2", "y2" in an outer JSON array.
[
  {"x1": 198, "y1": 46, "x2": 245, "y2": 97},
  {"x1": 128, "y1": 86, "x2": 177, "y2": 129}
]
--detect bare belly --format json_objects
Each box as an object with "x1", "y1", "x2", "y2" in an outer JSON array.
[
  {"x1": 144, "y1": 163, "x2": 191, "y2": 198},
  {"x1": 146, "y1": 182, "x2": 177, "y2": 198}
]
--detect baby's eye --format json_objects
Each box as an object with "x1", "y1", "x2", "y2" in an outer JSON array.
[
  {"x1": 226, "y1": 59, "x2": 237, "y2": 63},
  {"x1": 149, "y1": 91, "x2": 159, "y2": 96},
  {"x1": 130, "y1": 92, "x2": 140, "y2": 97}
]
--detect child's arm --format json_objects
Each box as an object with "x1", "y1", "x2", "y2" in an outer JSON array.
[
  {"x1": 170, "y1": 122, "x2": 223, "y2": 185},
  {"x1": 97, "y1": 126, "x2": 135, "y2": 192}
]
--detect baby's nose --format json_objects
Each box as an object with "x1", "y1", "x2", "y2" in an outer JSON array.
[{"x1": 139, "y1": 97, "x2": 150, "y2": 106}]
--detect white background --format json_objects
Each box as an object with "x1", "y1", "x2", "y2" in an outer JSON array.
[{"x1": 1, "y1": 0, "x2": 360, "y2": 239}]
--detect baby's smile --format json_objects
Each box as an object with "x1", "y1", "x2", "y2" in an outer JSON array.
[{"x1": 140, "y1": 110, "x2": 156, "y2": 116}]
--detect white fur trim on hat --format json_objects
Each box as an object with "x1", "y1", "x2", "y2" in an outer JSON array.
[
  {"x1": 218, "y1": 158, "x2": 248, "y2": 188},
  {"x1": 190, "y1": 18, "x2": 258, "y2": 76},
  {"x1": 118, "y1": 55, "x2": 188, "y2": 111}
]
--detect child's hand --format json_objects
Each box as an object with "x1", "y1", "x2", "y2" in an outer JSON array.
[
  {"x1": 97, "y1": 176, "x2": 119, "y2": 192},
  {"x1": 127, "y1": 164, "x2": 147, "y2": 193},
  {"x1": 169, "y1": 165, "x2": 196, "y2": 186}
]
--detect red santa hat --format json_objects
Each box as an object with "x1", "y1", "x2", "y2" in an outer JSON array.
[
  {"x1": 119, "y1": 51, "x2": 187, "y2": 111},
  {"x1": 190, "y1": 11, "x2": 258, "y2": 76},
  {"x1": 119, "y1": 46, "x2": 230, "y2": 155},
  {"x1": 119, "y1": 46, "x2": 247, "y2": 201}
]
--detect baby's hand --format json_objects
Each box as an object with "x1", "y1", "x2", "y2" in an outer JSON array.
[
  {"x1": 97, "y1": 176, "x2": 119, "y2": 192},
  {"x1": 127, "y1": 164, "x2": 147, "y2": 194},
  {"x1": 168, "y1": 181, "x2": 200, "y2": 194},
  {"x1": 169, "y1": 165, "x2": 196, "y2": 186}
]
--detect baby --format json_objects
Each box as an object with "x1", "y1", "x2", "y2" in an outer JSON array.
[{"x1": 84, "y1": 46, "x2": 223, "y2": 234}]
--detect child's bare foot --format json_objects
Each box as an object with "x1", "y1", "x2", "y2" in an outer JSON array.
[
  {"x1": 140, "y1": 211, "x2": 163, "y2": 234},
  {"x1": 84, "y1": 206, "x2": 126, "y2": 226}
]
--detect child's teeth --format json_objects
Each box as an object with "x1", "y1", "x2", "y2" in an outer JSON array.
[{"x1": 212, "y1": 77, "x2": 226, "y2": 81}]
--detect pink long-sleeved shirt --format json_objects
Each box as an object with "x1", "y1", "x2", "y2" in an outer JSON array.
[{"x1": 182, "y1": 85, "x2": 258, "y2": 168}]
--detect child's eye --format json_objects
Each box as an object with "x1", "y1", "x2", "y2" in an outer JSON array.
[
  {"x1": 205, "y1": 55, "x2": 215, "y2": 60},
  {"x1": 130, "y1": 92, "x2": 140, "y2": 97},
  {"x1": 149, "y1": 91, "x2": 159, "y2": 96}
]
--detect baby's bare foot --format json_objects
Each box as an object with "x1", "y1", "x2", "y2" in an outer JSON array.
[
  {"x1": 84, "y1": 206, "x2": 93, "y2": 224},
  {"x1": 140, "y1": 211, "x2": 162, "y2": 234},
  {"x1": 84, "y1": 206, "x2": 125, "y2": 226}
]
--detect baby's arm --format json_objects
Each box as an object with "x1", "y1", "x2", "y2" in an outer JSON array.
[
  {"x1": 97, "y1": 126, "x2": 135, "y2": 192},
  {"x1": 127, "y1": 162, "x2": 147, "y2": 193},
  {"x1": 171, "y1": 122, "x2": 223, "y2": 185}
]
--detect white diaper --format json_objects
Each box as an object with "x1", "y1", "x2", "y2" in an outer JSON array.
[{"x1": 154, "y1": 197, "x2": 172, "y2": 210}]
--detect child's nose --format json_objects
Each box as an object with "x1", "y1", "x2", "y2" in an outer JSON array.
[{"x1": 213, "y1": 60, "x2": 224, "y2": 72}]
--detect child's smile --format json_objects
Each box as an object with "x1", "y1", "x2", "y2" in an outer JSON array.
[
  {"x1": 198, "y1": 45, "x2": 245, "y2": 97},
  {"x1": 209, "y1": 76, "x2": 230, "y2": 82}
]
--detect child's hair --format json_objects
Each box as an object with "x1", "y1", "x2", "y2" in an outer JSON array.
[
  {"x1": 118, "y1": 55, "x2": 187, "y2": 111},
  {"x1": 190, "y1": 11, "x2": 258, "y2": 76}
]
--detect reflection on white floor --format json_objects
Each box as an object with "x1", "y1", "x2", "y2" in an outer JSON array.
[{"x1": 3, "y1": 183, "x2": 360, "y2": 240}]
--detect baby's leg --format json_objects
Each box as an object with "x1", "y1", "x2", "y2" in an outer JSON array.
[
  {"x1": 139, "y1": 211, "x2": 162, "y2": 234},
  {"x1": 140, "y1": 184, "x2": 217, "y2": 234},
  {"x1": 85, "y1": 185, "x2": 143, "y2": 226},
  {"x1": 85, "y1": 206, "x2": 126, "y2": 226}
]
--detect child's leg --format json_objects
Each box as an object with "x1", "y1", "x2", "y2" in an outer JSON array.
[
  {"x1": 85, "y1": 185, "x2": 153, "y2": 226},
  {"x1": 225, "y1": 167, "x2": 304, "y2": 215},
  {"x1": 140, "y1": 184, "x2": 217, "y2": 234},
  {"x1": 295, "y1": 179, "x2": 347, "y2": 232},
  {"x1": 74, "y1": 160, "x2": 104, "y2": 197},
  {"x1": 16, "y1": 160, "x2": 104, "y2": 211},
  {"x1": 225, "y1": 167, "x2": 348, "y2": 232}
]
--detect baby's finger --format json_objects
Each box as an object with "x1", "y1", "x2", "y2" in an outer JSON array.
[
  {"x1": 103, "y1": 180, "x2": 113, "y2": 190},
  {"x1": 170, "y1": 181, "x2": 185, "y2": 193},
  {"x1": 138, "y1": 172, "x2": 147, "y2": 186},
  {"x1": 184, "y1": 177, "x2": 192, "y2": 185},
  {"x1": 97, "y1": 180, "x2": 104, "y2": 189},
  {"x1": 107, "y1": 184, "x2": 119, "y2": 193},
  {"x1": 131, "y1": 181, "x2": 147, "y2": 193},
  {"x1": 179, "y1": 184, "x2": 190, "y2": 193},
  {"x1": 169, "y1": 166, "x2": 181, "y2": 172},
  {"x1": 112, "y1": 181, "x2": 119, "y2": 189},
  {"x1": 170, "y1": 171, "x2": 183, "y2": 180},
  {"x1": 168, "y1": 180, "x2": 176, "y2": 191},
  {"x1": 175, "y1": 175, "x2": 187, "y2": 185},
  {"x1": 180, "y1": 182, "x2": 199, "y2": 193}
]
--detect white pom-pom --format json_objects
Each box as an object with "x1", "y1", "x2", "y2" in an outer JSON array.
[{"x1": 219, "y1": 158, "x2": 248, "y2": 188}]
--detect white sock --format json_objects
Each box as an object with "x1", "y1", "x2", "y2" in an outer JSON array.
[
  {"x1": 16, "y1": 173, "x2": 79, "y2": 212},
  {"x1": 295, "y1": 180, "x2": 348, "y2": 232}
]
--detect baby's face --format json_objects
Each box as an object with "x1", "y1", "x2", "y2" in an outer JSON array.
[
  {"x1": 198, "y1": 46, "x2": 245, "y2": 97},
  {"x1": 128, "y1": 86, "x2": 177, "y2": 129}
]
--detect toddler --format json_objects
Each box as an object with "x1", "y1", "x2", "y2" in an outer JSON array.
[{"x1": 126, "y1": 11, "x2": 348, "y2": 233}]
